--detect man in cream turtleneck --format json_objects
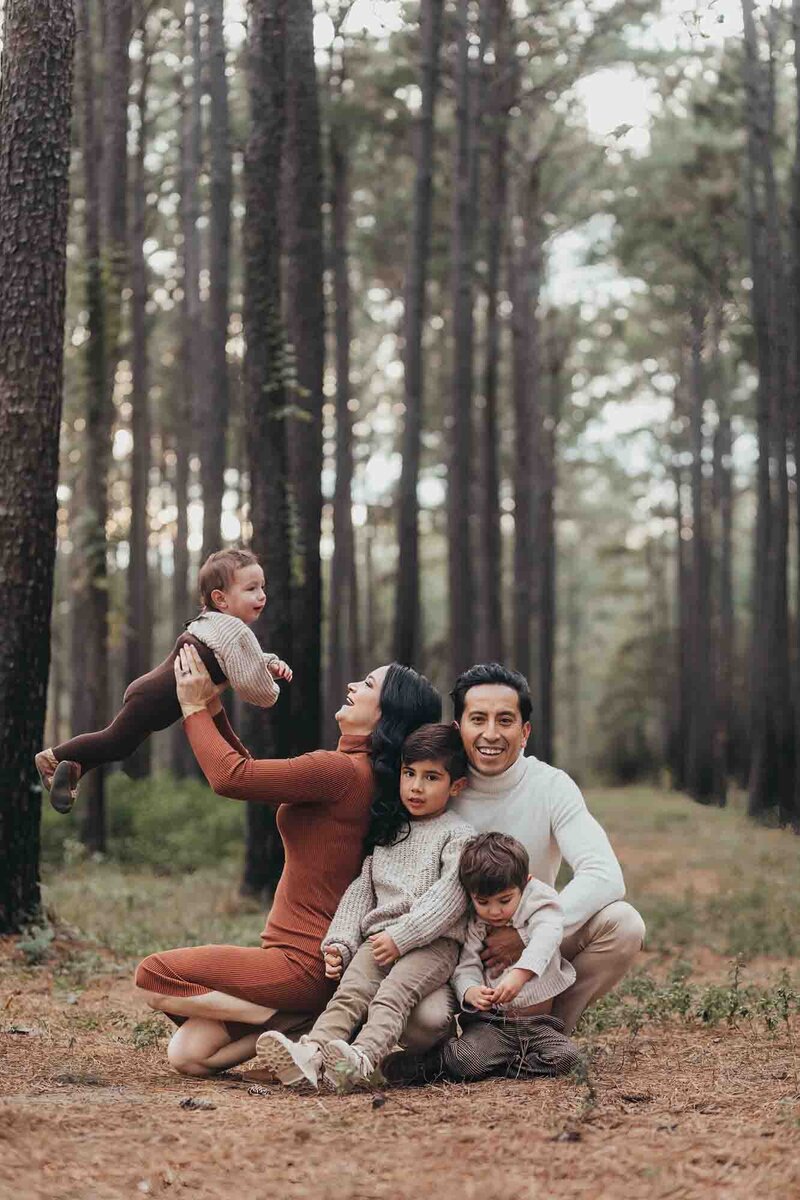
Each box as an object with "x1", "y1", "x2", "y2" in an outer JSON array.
[{"x1": 448, "y1": 663, "x2": 645, "y2": 1035}]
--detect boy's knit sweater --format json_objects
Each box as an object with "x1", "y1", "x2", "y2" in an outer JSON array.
[
  {"x1": 321, "y1": 810, "x2": 476, "y2": 967},
  {"x1": 452, "y1": 878, "x2": 576, "y2": 1011},
  {"x1": 186, "y1": 611, "x2": 280, "y2": 708}
]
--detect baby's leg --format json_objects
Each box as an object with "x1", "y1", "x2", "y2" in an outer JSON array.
[
  {"x1": 352, "y1": 937, "x2": 459, "y2": 1069},
  {"x1": 52, "y1": 660, "x2": 180, "y2": 772}
]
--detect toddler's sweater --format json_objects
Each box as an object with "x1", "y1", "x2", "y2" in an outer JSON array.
[
  {"x1": 452, "y1": 878, "x2": 576, "y2": 1011},
  {"x1": 185, "y1": 611, "x2": 280, "y2": 708},
  {"x1": 322, "y1": 810, "x2": 476, "y2": 967}
]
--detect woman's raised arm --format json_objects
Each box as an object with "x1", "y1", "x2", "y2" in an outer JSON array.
[{"x1": 183, "y1": 709, "x2": 360, "y2": 806}]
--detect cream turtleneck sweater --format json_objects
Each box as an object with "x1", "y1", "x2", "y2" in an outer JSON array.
[{"x1": 451, "y1": 752, "x2": 625, "y2": 937}]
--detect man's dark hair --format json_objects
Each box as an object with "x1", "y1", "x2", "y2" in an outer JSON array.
[
  {"x1": 401, "y1": 723, "x2": 467, "y2": 781},
  {"x1": 459, "y1": 832, "x2": 529, "y2": 897},
  {"x1": 450, "y1": 662, "x2": 532, "y2": 723}
]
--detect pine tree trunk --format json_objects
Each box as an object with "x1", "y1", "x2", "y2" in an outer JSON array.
[
  {"x1": 537, "y1": 320, "x2": 565, "y2": 766},
  {"x1": 741, "y1": 0, "x2": 794, "y2": 821},
  {"x1": 447, "y1": 0, "x2": 478, "y2": 683},
  {"x1": 475, "y1": 0, "x2": 512, "y2": 664},
  {"x1": 284, "y1": 0, "x2": 325, "y2": 754},
  {"x1": 710, "y1": 300, "x2": 732, "y2": 805},
  {"x1": 240, "y1": 0, "x2": 292, "y2": 897},
  {"x1": 326, "y1": 112, "x2": 360, "y2": 735},
  {"x1": 686, "y1": 301, "x2": 714, "y2": 803},
  {"x1": 0, "y1": 0, "x2": 75, "y2": 932},
  {"x1": 510, "y1": 162, "x2": 544, "y2": 703},
  {"x1": 172, "y1": 3, "x2": 204, "y2": 777},
  {"x1": 394, "y1": 0, "x2": 444, "y2": 666},
  {"x1": 792, "y1": 0, "x2": 800, "y2": 825},
  {"x1": 201, "y1": 0, "x2": 232, "y2": 561},
  {"x1": 125, "y1": 24, "x2": 153, "y2": 779}
]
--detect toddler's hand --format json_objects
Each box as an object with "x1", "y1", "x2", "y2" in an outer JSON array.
[
  {"x1": 489, "y1": 967, "x2": 533, "y2": 1006},
  {"x1": 270, "y1": 658, "x2": 293, "y2": 682},
  {"x1": 323, "y1": 946, "x2": 344, "y2": 980},
  {"x1": 463, "y1": 985, "x2": 495, "y2": 1012},
  {"x1": 369, "y1": 931, "x2": 400, "y2": 967}
]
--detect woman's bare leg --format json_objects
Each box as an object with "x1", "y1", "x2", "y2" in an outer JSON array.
[
  {"x1": 136, "y1": 985, "x2": 276, "y2": 1026},
  {"x1": 166, "y1": 1018, "x2": 260, "y2": 1078}
]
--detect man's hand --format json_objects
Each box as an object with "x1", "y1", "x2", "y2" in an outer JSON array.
[
  {"x1": 480, "y1": 925, "x2": 524, "y2": 974},
  {"x1": 174, "y1": 645, "x2": 219, "y2": 716},
  {"x1": 269, "y1": 657, "x2": 293, "y2": 682},
  {"x1": 369, "y1": 931, "x2": 400, "y2": 967},
  {"x1": 463, "y1": 985, "x2": 495, "y2": 1012},
  {"x1": 323, "y1": 946, "x2": 345, "y2": 980},
  {"x1": 489, "y1": 967, "x2": 533, "y2": 1006}
]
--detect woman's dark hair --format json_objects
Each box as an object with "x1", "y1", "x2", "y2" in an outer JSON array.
[
  {"x1": 450, "y1": 662, "x2": 532, "y2": 724},
  {"x1": 366, "y1": 664, "x2": 442, "y2": 851}
]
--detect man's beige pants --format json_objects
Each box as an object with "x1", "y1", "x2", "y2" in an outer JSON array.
[
  {"x1": 309, "y1": 936, "x2": 460, "y2": 1065},
  {"x1": 401, "y1": 900, "x2": 646, "y2": 1049}
]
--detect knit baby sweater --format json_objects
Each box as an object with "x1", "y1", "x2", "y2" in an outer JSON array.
[
  {"x1": 185, "y1": 611, "x2": 280, "y2": 708},
  {"x1": 321, "y1": 809, "x2": 476, "y2": 967},
  {"x1": 452, "y1": 878, "x2": 576, "y2": 1011}
]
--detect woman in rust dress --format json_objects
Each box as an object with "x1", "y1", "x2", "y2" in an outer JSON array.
[{"x1": 134, "y1": 648, "x2": 441, "y2": 1077}]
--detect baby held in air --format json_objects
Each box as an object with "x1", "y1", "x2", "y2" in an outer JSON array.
[{"x1": 35, "y1": 547, "x2": 291, "y2": 814}]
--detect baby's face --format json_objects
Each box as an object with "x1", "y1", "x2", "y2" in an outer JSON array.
[
  {"x1": 470, "y1": 886, "x2": 524, "y2": 927},
  {"x1": 216, "y1": 564, "x2": 266, "y2": 624}
]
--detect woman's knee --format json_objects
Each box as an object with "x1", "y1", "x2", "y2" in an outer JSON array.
[
  {"x1": 166, "y1": 1037, "x2": 211, "y2": 1078},
  {"x1": 135, "y1": 985, "x2": 169, "y2": 1012}
]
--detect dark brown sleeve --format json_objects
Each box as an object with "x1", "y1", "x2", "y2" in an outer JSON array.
[
  {"x1": 212, "y1": 706, "x2": 252, "y2": 759},
  {"x1": 184, "y1": 710, "x2": 360, "y2": 806}
]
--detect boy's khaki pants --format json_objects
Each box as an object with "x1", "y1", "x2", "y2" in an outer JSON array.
[{"x1": 310, "y1": 937, "x2": 459, "y2": 1066}]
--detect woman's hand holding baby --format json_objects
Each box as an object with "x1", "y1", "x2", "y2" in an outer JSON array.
[
  {"x1": 369, "y1": 931, "x2": 400, "y2": 967},
  {"x1": 175, "y1": 645, "x2": 220, "y2": 716},
  {"x1": 489, "y1": 967, "x2": 533, "y2": 1006},
  {"x1": 323, "y1": 946, "x2": 345, "y2": 980}
]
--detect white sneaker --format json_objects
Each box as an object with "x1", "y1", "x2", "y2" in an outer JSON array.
[
  {"x1": 256, "y1": 1031, "x2": 323, "y2": 1089},
  {"x1": 322, "y1": 1039, "x2": 375, "y2": 1091}
]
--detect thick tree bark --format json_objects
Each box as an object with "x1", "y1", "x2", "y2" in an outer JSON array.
[
  {"x1": 741, "y1": 0, "x2": 794, "y2": 822},
  {"x1": 537, "y1": 318, "x2": 566, "y2": 766},
  {"x1": 283, "y1": 0, "x2": 325, "y2": 754},
  {"x1": 201, "y1": 0, "x2": 232, "y2": 560},
  {"x1": 447, "y1": 0, "x2": 479, "y2": 683},
  {"x1": 125, "y1": 24, "x2": 153, "y2": 778},
  {"x1": 475, "y1": 0, "x2": 512, "y2": 664},
  {"x1": 394, "y1": 0, "x2": 444, "y2": 666},
  {"x1": 241, "y1": 0, "x2": 292, "y2": 897},
  {"x1": 710, "y1": 301, "x2": 732, "y2": 805},
  {"x1": 792, "y1": 0, "x2": 800, "y2": 824},
  {"x1": 0, "y1": 0, "x2": 75, "y2": 931},
  {"x1": 326, "y1": 110, "x2": 360, "y2": 735}
]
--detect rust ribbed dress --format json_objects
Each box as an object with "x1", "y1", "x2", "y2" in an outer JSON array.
[{"x1": 134, "y1": 710, "x2": 374, "y2": 1020}]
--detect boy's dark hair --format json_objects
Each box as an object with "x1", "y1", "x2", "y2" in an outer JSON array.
[
  {"x1": 401, "y1": 723, "x2": 468, "y2": 781},
  {"x1": 198, "y1": 548, "x2": 261, "y2": 610},
  {"x1": 450, "y1": 662, "x2": 532, "y2": 724},
  {"x1": 459, "y1": 832, "x2": 530, "y2": 896}
]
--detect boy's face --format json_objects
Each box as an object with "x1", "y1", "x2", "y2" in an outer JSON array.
[
  {"x1": 470, "y1": 885, "x2": 524, "y2": 926},
  {"x1": 212, "y1": 564, "x2": 266, "y2": 624},
  {"x1": 400, "y1": 758, "x2": 466, "y2": 820}
]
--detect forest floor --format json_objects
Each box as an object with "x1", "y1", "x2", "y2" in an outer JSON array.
[{"x1": 2, "y1": 786, "x2": 799, "y2": 1200}]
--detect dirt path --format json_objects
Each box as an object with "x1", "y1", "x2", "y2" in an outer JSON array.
[{"x1": 2, "y1": 947, "x2": 799, "y2": 1200}]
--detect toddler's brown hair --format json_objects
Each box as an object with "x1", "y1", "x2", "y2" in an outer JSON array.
[
  {"x1": 198, "y1": 548, "x2": 261, "y2": 611},
  {"x1": 459, "y1": 832, "x2": 529, "y2": 897},
  {"x1": 401, "y1": 723, "x2": 468, "y2": 781}
]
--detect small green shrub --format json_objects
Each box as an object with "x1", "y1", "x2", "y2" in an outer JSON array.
[{"x1": 41, "y1": 772, "x2": 245, "y2": 873}]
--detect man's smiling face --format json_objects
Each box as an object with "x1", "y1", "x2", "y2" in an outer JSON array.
[{"x1": 457, "y1": 684, "x2": 531, "y2": 776}]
